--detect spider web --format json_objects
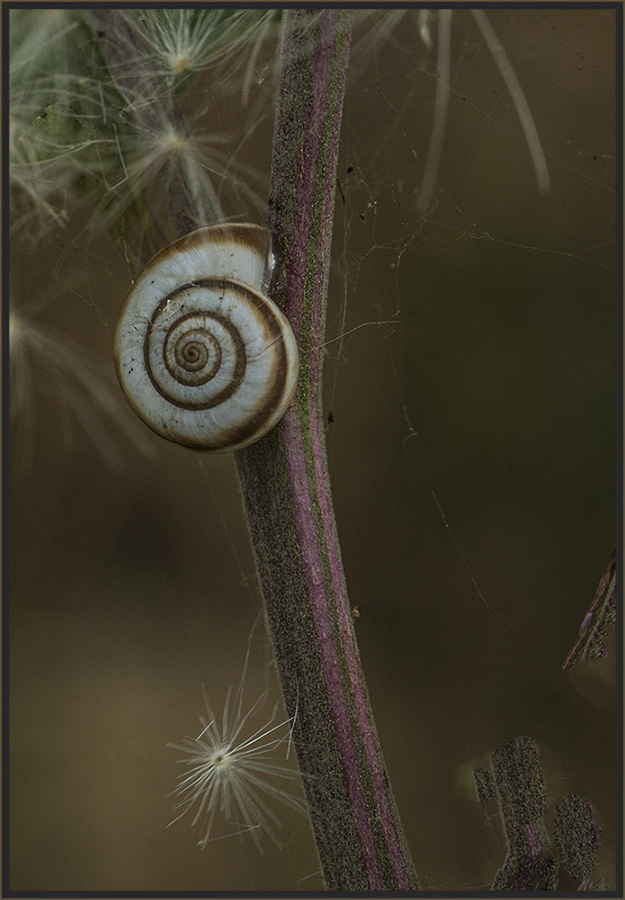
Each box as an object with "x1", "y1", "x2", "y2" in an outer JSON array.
[
  {"x1": 8, "y1": 8, "x2": 617, "y2": 893},
  {"x1": 320, "y1": 9, "x2": 616, "y2": 890}
]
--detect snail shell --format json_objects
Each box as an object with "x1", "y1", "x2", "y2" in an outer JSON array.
[{"x1": 114, "y1": 224, "x2": 299, "y2": 451}]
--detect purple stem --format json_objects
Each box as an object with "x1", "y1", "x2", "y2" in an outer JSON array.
[
  {"x1": 92, "y1": 9, "x2": 418, "y2": 889},
  {"x1": 235, "y1": 10, "x2": 419, "y2": 890}
]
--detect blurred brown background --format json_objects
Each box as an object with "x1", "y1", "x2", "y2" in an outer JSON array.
[{"x1": 9, "y1": 9, "x2": 616, "y2": 891}]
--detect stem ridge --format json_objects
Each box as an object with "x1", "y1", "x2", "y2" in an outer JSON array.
[{"x1": 236, "y1": 11, "x2": 419, "y2": 890}]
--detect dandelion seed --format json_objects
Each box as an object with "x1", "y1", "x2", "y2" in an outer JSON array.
[
  {"x1": 98, "y1": 110, "x2": 265, "y2": 234},
  {"x1": 168, "y1": 683, "x2": 306, "y2": 852},
  {"x1": 121, "y1": 9, "x2": 279, "y2": 88},
  {"x1": 9, "y1": 8, "x2": 277, "y2": 241}
]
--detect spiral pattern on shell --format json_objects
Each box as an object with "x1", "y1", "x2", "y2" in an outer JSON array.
[{"x1": 114, "y1": 224, "x2": 299, "y2": 451}]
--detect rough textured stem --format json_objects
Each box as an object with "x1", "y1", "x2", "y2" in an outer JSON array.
[
  {"x1": 235, "y1": 11, "x2": 419, "y2": 890},
  {"x1": 93, "y1": 8, "x2": 418, "y2": 889}
]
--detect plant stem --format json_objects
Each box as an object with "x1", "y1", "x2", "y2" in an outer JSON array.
[
  {"x1": 235, "y1": 11, "x2": 419, "y2": 890},
  {"x1": 92, "y1": 7, "x2": 418, "y2": 889}
]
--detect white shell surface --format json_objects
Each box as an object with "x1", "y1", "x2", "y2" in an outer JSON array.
[{"x1": 114, "y1": 224, "x2": 299, "y2": 451}]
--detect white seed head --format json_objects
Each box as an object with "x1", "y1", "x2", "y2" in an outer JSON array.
[{"x1": 168, "y1": 685, "x2": 306, "y2": 851}]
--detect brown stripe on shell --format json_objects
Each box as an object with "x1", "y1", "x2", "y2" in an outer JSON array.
[
  {"x1": 144, "y1": 278, "x2": 290, "y2": 446},
  {"x1": 195, "y1": 278, "x2": 292, "y2": 449},
  {"x1": 136, "y1": 224, "x2": 274, "y2": 295},
  {"x1": 168, "y1": 315, "x2": 222, "y2": 385},
  {"x1": 145, "y1": 285, "x2": 247, "y2": 409}
]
